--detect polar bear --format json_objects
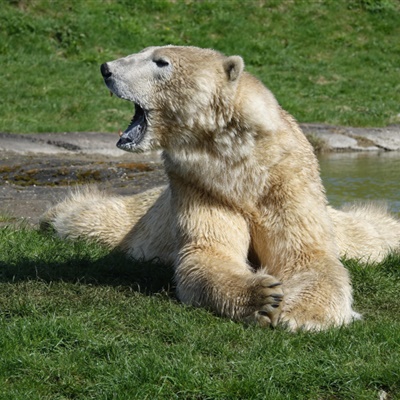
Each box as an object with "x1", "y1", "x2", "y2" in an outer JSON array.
[{"x1": 41, "y1": 45, "x2": 400, "y2": 331}]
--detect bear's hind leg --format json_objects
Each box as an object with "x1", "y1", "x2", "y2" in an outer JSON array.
[
  {"x1": 279, "y1": 258, "x2": 359, "y2": 331},
  {"x1": 40, "y1": 186, "x2": 164, "y2": 249}
]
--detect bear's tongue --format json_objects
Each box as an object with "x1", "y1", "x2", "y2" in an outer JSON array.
[{"x1": 116, "y1": 104, "x2": 147, "y2": 152}]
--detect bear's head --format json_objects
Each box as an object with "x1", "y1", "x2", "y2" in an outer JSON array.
[{"x1": 101, "y1": 45, "x2": 244, "y2": 153}]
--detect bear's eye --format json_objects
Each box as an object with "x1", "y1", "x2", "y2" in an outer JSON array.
[{"x1": 153, "y1": 58, "x2": 170, "y2": 68}]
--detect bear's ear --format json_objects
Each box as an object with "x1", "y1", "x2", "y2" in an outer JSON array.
[{"x1": 223, "y1": 55, "x2": 244, "y2": 82}]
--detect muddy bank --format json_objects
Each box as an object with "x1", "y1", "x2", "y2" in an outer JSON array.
[
  {"x1": 0, "y1": 151, "x2": 167, "y2": 226},
  {"x1": 0, "y1": 125, "x2": 399, "y2": 226}
]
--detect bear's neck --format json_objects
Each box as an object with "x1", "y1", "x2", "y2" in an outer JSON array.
[
  {"x1": 163, "y1": 123, "x2": 328, "y2": 224},
  {"x1": 163, "y1": 124, "x2": 276, "y2": 208}
]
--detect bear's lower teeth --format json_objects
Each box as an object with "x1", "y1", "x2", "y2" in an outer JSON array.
[{"x1": 116, "y1": 103, "x2": 147, "y2": 151}]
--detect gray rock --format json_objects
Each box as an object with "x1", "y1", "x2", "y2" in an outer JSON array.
[
  {"x1": 347, "y1": 127, "x2": 400, "y2": 151},
  {"x1": 1, "y1": 125, "x2": 400, "y2": 156},
  {"x1": 301, "y1": 124, "x2": 400, "y2": 152}
]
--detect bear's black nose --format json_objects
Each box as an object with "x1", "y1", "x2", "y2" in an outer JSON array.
[{"x1": 100, "y1": 63, "x2": 112, "y2": 79}]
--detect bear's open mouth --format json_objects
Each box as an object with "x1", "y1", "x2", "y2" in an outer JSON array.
[{"x1": 116, "y1": 103, "x2": 148, "y2": 151}]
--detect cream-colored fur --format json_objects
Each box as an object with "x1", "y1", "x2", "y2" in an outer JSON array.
[{"x1": 41, "y1": 45, "x2": 400, "y2": 331}]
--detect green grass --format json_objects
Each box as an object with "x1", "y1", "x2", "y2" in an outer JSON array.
[
  {"x1": 0, "y1": 212, "x2": 17, "y2": 224},
  {"x1": 1, "y1": 0, "x2": 400, "y2": 133},
  {"x1": 0, "y1": 226, "x2": 399, "y2": 399},
  {"x1": 1, "y1": 1, "x2": 400, "y2": 398}
]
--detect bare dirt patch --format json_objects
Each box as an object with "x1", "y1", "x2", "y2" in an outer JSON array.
[{"x1": 0, "y1": 152, "x2": 167, "y2": 226}]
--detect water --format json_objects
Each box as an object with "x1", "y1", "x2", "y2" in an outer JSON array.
[{"x1": 318, "y1": 152, "x2": 400, "y2": 215}]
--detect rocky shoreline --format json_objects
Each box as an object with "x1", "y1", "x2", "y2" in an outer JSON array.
[
  {"x1": 1, "y1": 124, "x2": 399, "y2": 226},
  {"x1": 1, "y1": 123, "x2": 399, "y2": 156},
  {"x1": 301, "y1": 123, "x2": 400, "y2": 152}
]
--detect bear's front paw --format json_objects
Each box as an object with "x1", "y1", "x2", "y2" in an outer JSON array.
[{"x1": 243, "y1": 275, "x2": 284, "y2": 328}]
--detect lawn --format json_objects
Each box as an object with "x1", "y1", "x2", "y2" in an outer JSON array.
[
  {"x1": 1, "y1": 1, "x2": 400, "y2": 398},
  {"x1": 1, "y1": 0, "x2": 400, "y2": 133},
  {"x1": 0, "y1": 227, "x2": 399, "y2": 399}
]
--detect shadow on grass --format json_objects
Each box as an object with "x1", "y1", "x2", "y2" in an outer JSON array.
[
  {"x1": 0, "y1": 228, "x2": 175, "y2": 296},
  {"x1": 2, "y1": 226, "x2": 399, "y2": 301}
]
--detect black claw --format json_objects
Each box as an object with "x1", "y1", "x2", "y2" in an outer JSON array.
[
  {"x1": 271, "y1": 304, "x2": 280, "y2": 308},
  {"x1": 268, "y1": 282, "x2": 282, "y2": 288},
  {"x1": 258, "y1": 310, "x2": 269, "y2": 316}
]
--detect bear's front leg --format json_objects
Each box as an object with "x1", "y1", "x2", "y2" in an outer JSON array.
[
  {"x1": 176, "y1": 251, "x2": 284, "y2": 327},
  {"x1": 174, "y1": 204, "x2": 283, "y2": 327}
]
